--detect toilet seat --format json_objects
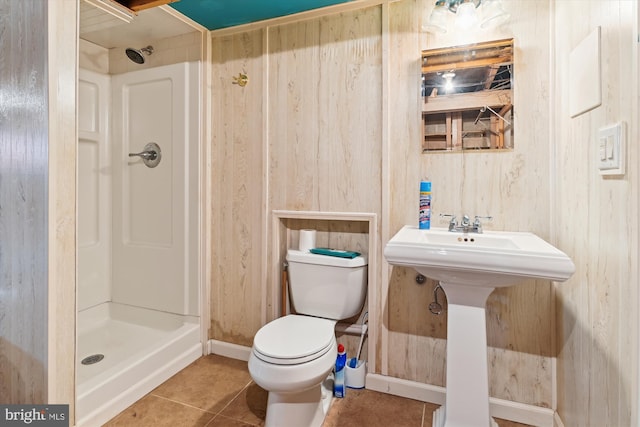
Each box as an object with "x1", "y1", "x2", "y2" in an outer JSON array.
[{"x1": 253, "y1": 315, "x2": 336, "y2": 365}]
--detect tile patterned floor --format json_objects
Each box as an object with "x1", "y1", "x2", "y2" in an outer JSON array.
[{"x1": 104, "y1": 355, "x2": 532, "y2": 427}]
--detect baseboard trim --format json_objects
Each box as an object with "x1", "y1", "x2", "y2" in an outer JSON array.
[
  {"x1": 365, "y1": 372, "x2": 447, "y2": 405},
  {"x1": 208, "y1": 339, "x2": 252, "y2": 361},
  {"x1": 366, "y1": 373, "x2": 555, "y2": 427}
]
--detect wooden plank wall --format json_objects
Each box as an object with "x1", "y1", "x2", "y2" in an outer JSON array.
[
  {"x1": 211, "y1": 30, "x2": 267, "y2": 345},
  {"x1": 388, "y1": 0, "x2": 554, "y2": 408},
  {"x1": 48, "y1": 0, "x2": 78, "y2": 419},
  {"x1": 553, "y1": 1, "x2": 638, "y2": 425},
  {"x1": 210, "y1": 0, "x2": 554, "y2": 408},
  {"x1": 210, "y1": 5, "x2": 383, "y2": 345},
  {"x1": 0, "y1": 0, "x2": 78, "y2": 412},
  {"x1": 210, "y1": 0, "x2": 553, "y2": 408},
  {"x1": 210, "y1": 0, "x2": 639, "y2": 418},
  {"x1": 0, "y1": 0, "x2": 76, "y2": 416},
  {"x1": 0, "y1": 0, "x2": 49, "y2": 403}
]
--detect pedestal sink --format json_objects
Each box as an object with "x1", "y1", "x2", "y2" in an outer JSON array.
[{"x1": 384, "y1": 226, "x2": 575, "y2": 427}]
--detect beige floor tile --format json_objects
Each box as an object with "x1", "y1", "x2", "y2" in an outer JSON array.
[
  {"x1": 218, "y1": 382, "x2": 267, "y2": 426},
  {"x1": 151, "y1": 355, "x2": 253, "y2": 413},
  {"x1": 104, "y1": 394, "x2": 215, "y2": 427},
  {"x1": 323, "y1": 388, "x2": 427, "y2": 427},
  {"x1": 104, "y1": 355, "x2": 535, "y2": 427},
  {"x1": 206, "y1": 415, "x2": 256, "y2": 427}
]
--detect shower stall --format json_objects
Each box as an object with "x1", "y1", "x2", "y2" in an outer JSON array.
[{"x1": 76, "y1": 61, "x2": 202, "y2": 426}]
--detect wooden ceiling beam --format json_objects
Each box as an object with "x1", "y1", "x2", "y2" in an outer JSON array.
[
  {"x1": 422, "y1": 38, "x2": 513, "y2": 74},
  {"x1": 422, "y1": 57, "x2": 511, "y2": 74},
  {"x1": 483, "y1": 65, "x2": 500, "y2": 90},
  {"x1": 114, "y1": 0, "x2": 178, "y2": 12}
]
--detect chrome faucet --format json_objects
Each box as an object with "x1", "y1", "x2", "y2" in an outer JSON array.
[{"x1": 440, "y1": 214, "x2": 492, "y2": 233}]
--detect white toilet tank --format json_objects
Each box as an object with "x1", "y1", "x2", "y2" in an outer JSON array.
[{"x1": 286, "y1": 249, "x2": 367, "y2": 320}]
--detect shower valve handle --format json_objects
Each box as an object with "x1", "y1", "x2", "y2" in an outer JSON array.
[
  {"x1": 128, "y1": 142, "x2": 162, "y2": 168},
  {"x1": 129, "y1": 150, "x2": 157, "y2": 160}
]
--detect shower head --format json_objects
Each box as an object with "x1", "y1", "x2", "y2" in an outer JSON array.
[{"x1": 125, "y1": 46, "x2": 154, "y2": 64}]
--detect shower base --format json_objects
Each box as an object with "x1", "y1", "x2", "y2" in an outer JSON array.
[{"x1": 76, "y1": 302, "x2": 201, "y2": 427}]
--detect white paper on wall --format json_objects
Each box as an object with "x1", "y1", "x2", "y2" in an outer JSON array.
[{"x1": 569, "y1": 26, "x2": 601, "y2": 118}]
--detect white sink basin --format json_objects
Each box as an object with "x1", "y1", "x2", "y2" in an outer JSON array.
[
  {"x1": 384, "y1": 225, "x2": 575, "y2": 427},
  {"x1": 384, "y1": 225, "x2": 575, "y2": 287}
]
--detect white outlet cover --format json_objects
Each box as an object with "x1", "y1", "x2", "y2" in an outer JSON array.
[{"x1": 598, "y1": 122, "x2": 625, "y2": 176}]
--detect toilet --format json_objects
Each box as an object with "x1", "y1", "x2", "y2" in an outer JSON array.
[{"x1": 248, "y1": 249, "x2": 368, "y2": 427}]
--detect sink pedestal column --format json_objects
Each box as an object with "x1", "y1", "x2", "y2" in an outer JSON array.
[{"x1": 433, "y1": 282, "x2": 498, "y2": 427}]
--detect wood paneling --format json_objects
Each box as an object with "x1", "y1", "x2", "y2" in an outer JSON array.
[
  {"x1": 210, "y1": 8, "x2": 383, "y2": 346},
  {"x1": 0, "y1": 0, "x2": 77, "y2": 413},
  {"x1": 211, "y1": 30, "x2": 266, "y2": 345},
  {"x1": 266, "y1": 8, "x2": 382, "y2": 215},
  {"x1": 108, "y1": 31, "x2": 202, "y2": 74},
  {"x1": 211, "y1": 0, "x2": 553, "y2": 407},
  {"x1": 553, "y1": 1, "x2": 638, "y2": 425},
  {"x1": 79, "y1": 39, "x2": 110, "y2": 73},
  {"x1": 116, "y1": 0, "x2": 177, "y2": 13},
  {"x1": 80, "y1": 3, "x2": 195, "y2": 50},
  {"x1": 0, "y1": 0, "x2": 49, "y2": 403},
  {"x1": 47, "y1": 0, "x2": 78, "y2": 418},
  {"x1": 209, "y1": 0, "x2": 639, "y2": 418},
  {"x1": 386, "y1": 0, "x2": 556, "y2": 407}
]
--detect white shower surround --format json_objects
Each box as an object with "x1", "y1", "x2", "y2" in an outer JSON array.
[{"x1": 77, "y1": 62, "x2": 201, "y2": 426}]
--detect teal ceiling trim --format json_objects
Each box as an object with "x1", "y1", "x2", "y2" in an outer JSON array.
[{"x1": 169, "y1": 0, "x2": 353, "y2": 30}]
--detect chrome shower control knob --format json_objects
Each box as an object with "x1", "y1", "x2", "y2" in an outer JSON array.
[{"x1": 129, "y1": 142, "x2": 162, "y2": 168}]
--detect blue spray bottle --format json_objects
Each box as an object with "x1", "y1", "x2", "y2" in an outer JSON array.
[
  {"x1": 334, "y1": 343, "x2": 346, "y2": 398},
  {"x1": 419, "y1": 181, "x2": 432, "y2": 229}
]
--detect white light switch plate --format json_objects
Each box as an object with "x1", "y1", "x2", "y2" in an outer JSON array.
[{"x1": 598, "y1": 122, "x2": 625, "y2": 176}]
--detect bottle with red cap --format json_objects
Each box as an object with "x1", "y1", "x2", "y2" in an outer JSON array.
[{"x1": 334, "y1": 343, "x2": 347, "y2": 397}]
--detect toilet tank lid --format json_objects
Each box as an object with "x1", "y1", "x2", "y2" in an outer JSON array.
[{"x1": 287, "y1": 249, "x2": 367, "y2": 267}]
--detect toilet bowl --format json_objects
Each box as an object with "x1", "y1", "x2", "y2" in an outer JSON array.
[
  {"x1": 249, "y1": 315, "x2": 337, "y2": 427},
  {"x1": 248, "y1": 249, "x2": 368, "y2": 427}
]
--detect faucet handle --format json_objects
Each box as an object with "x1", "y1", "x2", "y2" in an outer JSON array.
[
  {"x1": 473, "y1": 215, "x2": 493, "y2": 225},
  {"x1": 473, "y1": 216, "x2": 493, "y2": 233},
  {"x1": 439, "y1": 213, "x2": 457, "y2": 231},
  {"x1": 439, "y1": 213, "x2": 457, "y2": 223}
]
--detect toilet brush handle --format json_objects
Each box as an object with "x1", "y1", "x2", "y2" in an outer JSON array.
[{"x1": 355, "y1": 324, "x2": 367, "y2": 361}]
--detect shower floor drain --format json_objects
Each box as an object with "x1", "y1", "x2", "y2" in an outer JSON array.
[{"x1": 81, "y1": 354, "x2": 104, "y2": 365}]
